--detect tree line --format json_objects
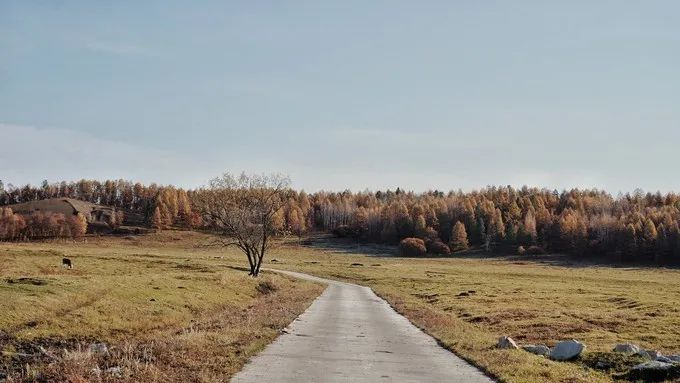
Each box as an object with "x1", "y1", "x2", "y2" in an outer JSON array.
[
  {"x1": 3, "y1": 179, "x2": 680, "y2": 265},
  {"x1": 0, "y1": 179, "x2": 197, "y2": 229},
  {"x1": 277, "y1": 187, "x2": 680, "y2": 265},
  {"x1": 0, "y1": 207, "x2": 87, "y2": 240}
]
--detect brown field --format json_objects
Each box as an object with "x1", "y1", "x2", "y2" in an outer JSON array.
[
  {"x1": 0, "y1": 231, "x2": 323, "y2": 382},
  {"x1": 269, "y1": 237, "x2": 680, "y2": 383},
  {"x1": 2, "y1": 232, "x2": 680, "y2": 382}
]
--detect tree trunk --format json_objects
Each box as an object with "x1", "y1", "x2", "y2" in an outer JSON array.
[
  {"x1": 245, "y1": 248, "x2": 256, "y2": 276},
  {"x1": 253, "y1": 251, "x2": 265, "y2": 277},
  {"x1": 251, "y1": 231, "x2": 267, "y2": 277}
]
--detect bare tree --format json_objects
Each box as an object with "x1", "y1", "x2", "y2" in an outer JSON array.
[{"x1": 194, "y1": 173, "x2": 290, "y2": 277}]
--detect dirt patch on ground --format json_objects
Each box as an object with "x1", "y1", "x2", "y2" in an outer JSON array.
[
  {"x1": 174, "y1": 264, "x2": 211, "y2": 272},
  {"x1": 463, "y1": 309, "x2": 538, "y2": 326},
  {"x1": 580, "y1": 317, "x2": 625, "y2": 333},
  {"x1": 606, "y1": 296, "x2": 643, "y2": 310},
  {"x1": 5, "y1": 277, "x2": 49, "y2": 286},
  {"x1": 513, "y1": 322, "x2": 593, "y2": 344},
  {"x1": 413, "y1": 293, "x2": 440, "y2": 303}
]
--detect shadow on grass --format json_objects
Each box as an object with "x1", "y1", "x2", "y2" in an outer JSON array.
[
  {"x1": 298, "y1": 234, "x2": 397, "y2": 257},
  {"x1": 298, "y1": 235, "x2": 680, "y2": 270}
]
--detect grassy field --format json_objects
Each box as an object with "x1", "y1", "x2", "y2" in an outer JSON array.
[
  {"x1": 3, "y1": 232, "x2": 679, "y2": 382},
  {"x1": 268, "y1": 238, "x2": 680, "y2": 383},
  {"x1": 0, "y1": 231, "x2": 323, "y2": 382}
]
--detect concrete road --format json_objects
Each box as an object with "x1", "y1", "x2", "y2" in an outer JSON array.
[{"x1": 231, "y1": 270, "x2": 494, "y2": 383}]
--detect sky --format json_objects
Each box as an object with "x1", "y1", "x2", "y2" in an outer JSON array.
[{"x1": 1, "y1": 1, "x2": 679, "y2": 193}]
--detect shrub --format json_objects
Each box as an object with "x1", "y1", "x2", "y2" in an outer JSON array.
[
  {"x1": 332, "y1": 225, "x2": 357, "y2": 238},
  {"x1": 0, "y1": 208, "x2": 26, "y2": 241},
  {"x1": 255, "y1": 279, "x2": 278, "y2": 295},
  {"x1": 69, "y1": 213, "x2": 88, "y2": 238},
  {"x1": 399, "y1": 237, "x2": 427, "y2": 257},
  {"x1": 428, "y1": 240, "x2": 451, "y2": 255}
]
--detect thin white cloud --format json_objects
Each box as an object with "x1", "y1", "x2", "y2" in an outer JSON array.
[{"x1": 0, "y1": 123, "x2": 205, "y2": 187}]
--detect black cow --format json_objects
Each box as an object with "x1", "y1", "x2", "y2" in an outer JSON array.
[{"x1": 62, "y1": 258, "x2": 72, "y2": 269}]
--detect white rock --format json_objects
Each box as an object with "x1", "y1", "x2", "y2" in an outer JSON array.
[
  {"x1": 550, "y1": 340, "x2": 585, "y2": 361},
  {"x1": 496, "y1": 336, "x2": 519, "y2": 349},
  {"x1": 522, "y1": 344, "x2": 550, "y2": 356},
  {"x1": 614, "y1": 343, "x2": 641, "y2": 354},
  {"x1": 643, "y1": 350, "x2": 663, "y2": 360}
]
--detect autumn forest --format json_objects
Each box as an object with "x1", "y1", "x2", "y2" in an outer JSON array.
[{"x1": 1, "y1": 179, "x2": 679, "y2": 266}]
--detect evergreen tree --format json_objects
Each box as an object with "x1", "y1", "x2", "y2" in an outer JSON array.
[
  {"x1": 152, "y1": 206, "x2": 163, "y2": 232},
  {"x1": 177, "y1": 190, "x2": 192, "y2": 226},
  {"x1": 475, "y1": 217, "x2": 486, "y2": 246},
  {"x1": 655, "y1": 223, "x2": 669, "y2": 264},
  {"x1": 507, "y1": 201, "x2": 521, "y2": 222},
  {"x1": 380, "y1": 219, "x2": 398, "y2": 244},
  {"x1": 574, "y1": 217, "x2": 588, "y2": 256},
  {"x1": 450, "y1": 221, "x2": 469, "y2": 252},
  {"x1": 667, "y1": 221, "x2": 680, "y2": 265},
  {"x1": 492, "y1": 208, "x2": 505, "y2": 239},
  {"x1": 523, "y1": 208, "x2": 538, "y2": 244},
  {"x1": 641, "y1": 218, "x2": 658, "y2": 259},
  {"x1": 288, "y1": 207, "x2": 306, "y2": 239},
  {"x1": 414, "y1": 215, "x2": 427, "y2": 239},
  {"x1": 272, "y1": 208, "x2": 286, "y2": 233},
  {"x1": 620, "y1": 223, "x2": 637, "y2": 262},
  {"x1": 351, "y1": 207, "x2": 369, "y2": 239},
  {"x1": 505, "y1": 221, "x2": 518, "y2": 244},
  {"x1": 485, "y1": 209, "x2": 505, "y2": 251},
  {"x1": 160, "y1": 203, "x2": 172, "y2": 227}
]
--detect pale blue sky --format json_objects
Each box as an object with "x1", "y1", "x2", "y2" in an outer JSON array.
[{"x1": 2, "y1": 1, "x2": 679, "y2": 192}]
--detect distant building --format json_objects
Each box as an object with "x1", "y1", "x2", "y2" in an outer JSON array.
[{"x1": 6, "y1": 198, "x2": 117, "y2": 232}]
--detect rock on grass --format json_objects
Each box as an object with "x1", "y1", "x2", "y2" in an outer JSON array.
[
  {"x1": 624, "y1": 361, "x2": 680, "y2": 382},
  {"x1": 549, "y1": 340, "x2": 585, "y2": 361},
  {"x1": 613, "y1": 343, "x2": 641, "y2": 354},
  {"x1": 522, "y1": 344, "x2": 550, "y2": 356},
  {"x1": 496, "y1": 336, "x2": 518, "y2": 349},
  {"x1": 581, "y1": 351, "x2": 647, "y2": 374}
]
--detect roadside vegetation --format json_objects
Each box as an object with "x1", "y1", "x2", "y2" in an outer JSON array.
[
  {"x1": 0, "y1": 231, "x2": 323, "y2": 382},
  {"x1": 269, "y1": 237, "x2": 680, "y2": 383}
]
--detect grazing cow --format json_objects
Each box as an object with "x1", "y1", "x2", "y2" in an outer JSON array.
[{"x1": 62, "y1": 258, "x2": 72, "y2": 269}]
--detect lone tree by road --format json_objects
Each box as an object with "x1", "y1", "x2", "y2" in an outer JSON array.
[{"x1": 194, "y1": 173, "x2": 290, "y2": 277}]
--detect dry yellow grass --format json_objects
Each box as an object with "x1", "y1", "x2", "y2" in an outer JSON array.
[
  {"x1": 4, "y1": 232, "x2": 679, "y2": 382},
  {"x1": 266, "y1": 239, "x2": 680, "y2": 383},
  {"x1": 0, "y1": 231, "x2": 323, "y2": 382}
]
